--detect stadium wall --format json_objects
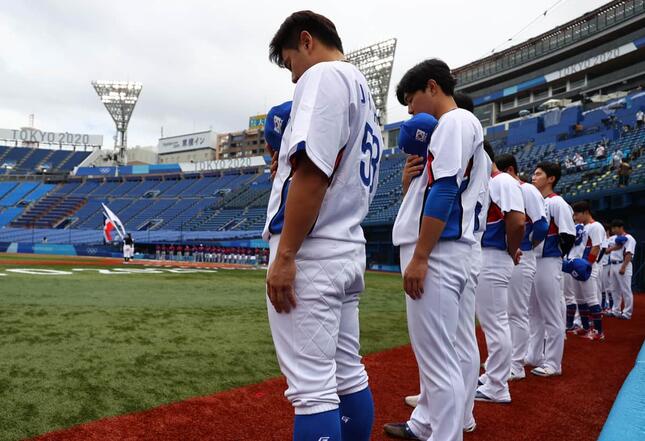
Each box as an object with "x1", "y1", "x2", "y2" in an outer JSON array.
[{"x1": 598, "y1": 340, "x2": 645, "y2": 441}]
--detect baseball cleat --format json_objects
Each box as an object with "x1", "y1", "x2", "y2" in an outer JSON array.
[
  {"x1": 571, "y1": 327, "x2": 588, "y2": 336},
  {"x1": 509, "y1": 370, "x2": 526, "y2": 381},
  {"x1": 383, "y1": 422, "x2": 421, "y2": 440},
  {"x1": 474, "y1": 390, "x2": 511, "y2": 404},
  {"x1": 587, "y1": 331, "x2": 605, "y2": 341},
  {"x1": 404, "y1": 394, "x2": 419, "y2": 408},
  {"x1": 531, "y1": 366, "x2": 561, "y2": 377}
]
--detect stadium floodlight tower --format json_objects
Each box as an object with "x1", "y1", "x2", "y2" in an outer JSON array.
[
  {"x1": 91, "y1": 80, "x2": 142, "y2": 164},
  {"x1": 346, "y1": 38, "x2": 397, "y2": 125}
]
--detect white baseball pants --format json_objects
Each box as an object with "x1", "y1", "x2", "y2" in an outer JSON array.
[
  {"x1": 401, "y1": 241, "x2": 471, "y2": 441},
  {"x1": 267, "y1": 237, "x2": 369, "y2": 415}
]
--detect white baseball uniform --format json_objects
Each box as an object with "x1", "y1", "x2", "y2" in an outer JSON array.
[
  {"x1": 610, "y1": 233, "x2": 636, "y2": 319},
  {"x1": 508, "y1": 182, "x2": 546, "y2": 377},
  {"x1": 476, "y1": 171, "x2": 524, "y2": 402},
  {"x1": 527, "y1": 193, "x2": 575, "y2": 373},
  {"x1": 393, "y1": 107, "x2": 487, "y2": 441},
  {"x1": 569, "y1": 221, "x2": 605, "y2": 306},
  {"x1": 598, "y1": 236, "x2": 611, "y2": 305},
  {"x1": 458, "y1": 156, "x2": 491, "y2": 430},
  {"x1": 263, "y1": 60, "x2": 382, "y2": 415}
]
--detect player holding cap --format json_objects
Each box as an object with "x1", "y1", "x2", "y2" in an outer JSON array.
[
  {"x1": 399, "y1": 93, "x2": 490, "y2": 434},
  {"x1": 494, "y1": 154, "x2": 548, "y2": 380},
  {"x1": 526, "y1": 162, "x2": 575, "y2": 377},
  {"x1": 264, "y1": 11, "x2": 382, "y2": 441},
  {"x1": 564, "y1": 201, "x2": 606, "y2": 339},
  {"x1": 607, "y1": 219, "x2": 636, "y2": 319},
  {"x1": 384, "y1": 59, "x2": 488, "y2": 441},
  {"x1": 474, "y1": 146, "x2": 525, "y2": 404}
]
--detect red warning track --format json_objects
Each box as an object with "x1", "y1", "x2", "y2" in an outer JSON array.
[{"x1": 31, "y1": 296, "x2": 644, "y2": 441}]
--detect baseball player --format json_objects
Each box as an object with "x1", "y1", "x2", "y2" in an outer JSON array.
[
  {"x1": 494, "y1": 154, "x2": 548, "y2": 381},
  {"x1": 563, "y1": 224, "x2": 585, "y2": 332},
  {"x1": 122, "y1": 233, "x2": 134, "y2": 262},
  {"x1": 564, "y1": 201, "x2": 606, "y2": 340},
  {"x1": 597, "y1": 225, "x2": 611, "y2": 310},
  {"x1": 608, "y1": 219, "x2": 636, "y2": 319},
  {"x1": 400, "y1": 92, "x2": 489, "y2": 434},
  {"x1": 474, "y1": 147, "x2": 525, "y2": 404},
  {"x1": 526, "y1": 162, "x2": 576, "y2": 377},
  {"x1": 264, "y1": 11, "x2": 382, "y2": 441},
  {"x1": 384, "y1": 58, "x2": 488, "y2": 441}
]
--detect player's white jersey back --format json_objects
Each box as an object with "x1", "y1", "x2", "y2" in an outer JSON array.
[{"x1": 263, "y1": 61, "x2": 382, "y2": 255}]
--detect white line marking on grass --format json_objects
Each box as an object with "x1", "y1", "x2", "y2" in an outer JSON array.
[{"x1": 6, "y1": 269, "x2": 73, "y2": 275}]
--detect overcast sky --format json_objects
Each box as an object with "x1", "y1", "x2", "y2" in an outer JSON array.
[{"x1": 0, "y1": 0, "x2": 610, "y2": 149}]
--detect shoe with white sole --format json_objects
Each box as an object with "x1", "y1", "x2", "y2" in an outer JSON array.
[
  {"x1": 509, "y1": 370, "x2": 526, "y2": 381},
  {"x1": 404, "y1": 394, "x2": 419, "y2": 408},
  {"x1": 474, "y1": 390, "x2": 511, "y2": 404},
  {"x1": 531, "y1": 366, "x2": 561, "y2": 377}
]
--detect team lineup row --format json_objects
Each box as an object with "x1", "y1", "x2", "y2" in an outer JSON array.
[{"x1": 258, "y1": 11, "x2": 636, "y2": 441}]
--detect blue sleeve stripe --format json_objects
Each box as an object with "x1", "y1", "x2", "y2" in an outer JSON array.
[
  {"x1": 423, "y1": 175, "x2": 458, "y2": 222},
  {"x1": 531, "y1": 217, "x2": 549, "y2": 244}
]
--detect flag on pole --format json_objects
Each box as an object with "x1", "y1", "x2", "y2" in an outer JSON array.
[
  {"x1": 101, "y1": 203, "x2": 126, "y2": 241},
  {"x1": 103, "y1": 217, "x2": 116, "y2": 242}
]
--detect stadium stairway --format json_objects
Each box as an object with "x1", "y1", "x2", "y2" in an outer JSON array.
[{"x1": 10, "y1": 195, "x2": 87, "y2": 229}]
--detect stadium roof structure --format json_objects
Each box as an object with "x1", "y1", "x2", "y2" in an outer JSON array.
[
  {"x1": 92, "y1": 81, "x2": 143, "y2": 164},
  {"x1": 453, "y1": 0, "x2": 645, "y2": 88},
  {"x1": 346, "y1": 38, "x2": 397, "y2": 124}
]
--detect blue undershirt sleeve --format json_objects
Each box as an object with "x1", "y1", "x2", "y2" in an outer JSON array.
[
  {"x1": 423, "y1": 175, "x2": 459, "y2": 222},
  {"x1": 531, "y1": 217, "x2": 549, "y2": 244}
]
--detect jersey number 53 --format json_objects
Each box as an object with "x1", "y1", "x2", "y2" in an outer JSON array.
[{"x1": 360, "y1": 123, "x2": 381, "y2": 192}]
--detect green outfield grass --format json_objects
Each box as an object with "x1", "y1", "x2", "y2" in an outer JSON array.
[{"x1": 0, "y1": 257, "x2": 408, "y2": 441}]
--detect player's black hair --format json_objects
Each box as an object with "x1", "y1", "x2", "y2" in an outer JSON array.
[
  {"x1": 536, "y1": 161, "x2": 562, "y2": 186},
  {"x1": 269, "y1": 11, "x2": 343, "y2": 67},
  {"x1": 610, "y1": 219, "x2": 625, "y2": 228},
  {"x1": 495, "y1": 154, "x2": 518, "y2": 174},
  {"x1": 572, "y1": 200, "x2": 592, "y2": 214},
  {"x1": 454, "y1": 92, "x2": 474, "y2": 112},
  {"x1": 396, "y1": 59, "x2": 457, "y2": 104},
  {"x1": 483, "y1": 140, "x2": 495, "y2": 162}
]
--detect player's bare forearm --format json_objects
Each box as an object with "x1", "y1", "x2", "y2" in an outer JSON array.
[
  {"x1": 620, "y1": 253, "x2": 633, "y2": 274},
  {"x1": 267, "y1": 154, "x2": 329, "y2": 313},
  {"x1": 588, "y1": 245, "x2": 600, "y2": 261},
  {"x1": 276, "y1": 155, "x2": 329, "y2": 258},
  {"x1": 505, "y1": 210, "x2": 525, "y2": 263},
  {"x1": 414, "y1": 216, "x2": 445, "y2": 261},
  {"x1": 404, "y1": 216, "x2": 445, "y2": 299}
]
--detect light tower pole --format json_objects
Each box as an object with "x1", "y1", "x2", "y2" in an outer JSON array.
[
  {"x1": 346, "y1": 39, "x2": 397, "y2": 125},
  {"x1": 92, "y1": 81, "x2": 142, "y2": 165}
]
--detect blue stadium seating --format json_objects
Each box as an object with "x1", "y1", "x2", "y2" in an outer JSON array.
[
  {"x1": 1, "y1": 92, "x2": 643, "y2": 238},
  {"x1": 0, "y1": 146, "x2": 90, "y2": 175}
]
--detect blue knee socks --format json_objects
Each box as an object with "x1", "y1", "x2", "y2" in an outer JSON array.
[
  {"x1": 579, "y1": 303, "x2": 590, "y2": 330},
  {"x1": 339, "y1": 387, "x2": 374, "y2": 441},
  {"x1": 590, "y1": 304, "x2": 603, "y2": 334},
  {"x1": 566, "y1": 304, "x2": 577, "y2": 329},
  {"x1": 294, "y1": 409, "x2": 341, "y2": 441}
]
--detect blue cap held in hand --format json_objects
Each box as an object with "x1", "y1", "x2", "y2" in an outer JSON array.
[
  {"x1": 397, "y1": 113, "x2": 438, "y2": 158},
  {"x1": 562, "y1": 258, "x2": 592, "y2": 281},
  {"x1": 615, "y1": 235, "x2": 628, "y2": 246},
  {"x1": 264, "y1": 101, "x2": 292, "y2": 152}
]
